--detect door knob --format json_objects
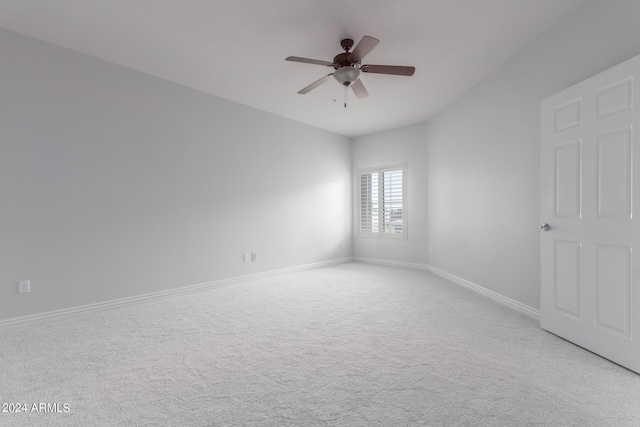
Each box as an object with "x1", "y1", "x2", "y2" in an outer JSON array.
[{"x1": 540, "y1": 223, "x2": 551, "y2": 232}]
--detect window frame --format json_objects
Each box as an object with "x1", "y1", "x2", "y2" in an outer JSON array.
[{"x1": 357, "y1": 163, "x2": 407, "y2": 240}]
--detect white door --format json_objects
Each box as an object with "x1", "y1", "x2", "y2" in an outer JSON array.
[{"x1": 541, "y1": 54, "x2": 640, "y2": 374}]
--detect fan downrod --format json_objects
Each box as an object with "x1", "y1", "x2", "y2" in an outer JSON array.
[{"x1": 334, "y1": 39, "x2": 355, "y2": 68}]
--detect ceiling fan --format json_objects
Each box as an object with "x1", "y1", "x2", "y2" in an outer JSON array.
[{"x1": 286, "y1": 35, "x2": 415, "y2": 107}]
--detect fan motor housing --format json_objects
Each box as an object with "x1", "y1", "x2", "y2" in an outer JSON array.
[{"x1": 333, "y1": 52, "x2": 353, "y2": 68}]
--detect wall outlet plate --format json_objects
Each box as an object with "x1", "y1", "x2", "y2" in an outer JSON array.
[
  {"x1": 251, "y1": 253, "x2": 257, "y2": 261},
  {"x1": 243, "y1": 253, "x2": 250, "y2": 262},
  {"x1": 19, "y1": 280, "x2": 31, "y2": 293}
]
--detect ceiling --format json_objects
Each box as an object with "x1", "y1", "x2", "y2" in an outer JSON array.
[{"x1": 0, "y1": 0, "x2": 585, "y2": 137}]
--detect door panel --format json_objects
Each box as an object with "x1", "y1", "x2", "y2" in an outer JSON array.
[
  {"x1": 595, "y1": 244, "x2": 631, "y2": 337},
  {"x1": 555, "y1": 141, "x2": 582, "y2": 217},
  {"x1": 597, "y1": 127, "x2": 632, "y2": 218},
  {"x1": 541, "y1": 54, "x2": 640, "y2": 374},
  {"x1": 597, "y1": 77, "x2": 633, "y2": 119},
  {"x1": 554, "y1": 98, "x2": 582, "y2": 132},
  {"x1": 554, "y1": 240, "x2": 582, "y2": 318}
]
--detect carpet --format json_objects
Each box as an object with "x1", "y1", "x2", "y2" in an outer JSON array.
[{"x1": 1, "y1": 262, "x2": 639, "y2": 426}]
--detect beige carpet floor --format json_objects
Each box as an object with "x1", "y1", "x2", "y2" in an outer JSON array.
[{"x1": 1, "y1": 262, "x2": 639, "y2": 426}]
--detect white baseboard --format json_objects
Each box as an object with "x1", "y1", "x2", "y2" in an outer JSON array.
[
  {"x1": 352, "y1": 257, "x2": 540, "y2": 321},
  {"x1": 352, "y1": 257, "x2": 430, "y2": 271},
  {"x1": 1, "y1": 257, "x2": 540, "y2": 329},
  {"x1": 426, "y1": 265, "x2": 540, "y2": 321},
  {"x1": 0, "y1": 257, "x2": 352, "y2": 330}
]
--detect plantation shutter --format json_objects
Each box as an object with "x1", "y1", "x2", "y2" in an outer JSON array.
[
  {"x1": 358, "y1": 165, "x2": 406, "y2": 238},
  {"x1": 360, "y1": 172, "x2": 379, "y2": 233},
  {"x1": 382, "y1": 169, "x2": 403, "y2": 234}
]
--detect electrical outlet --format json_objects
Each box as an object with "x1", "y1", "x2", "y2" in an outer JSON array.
[
  {"x1": 19, "y1": 280, "x2": 31, "y2": 294},
  {"x1": 251, "y1": 252, "x2": 257, "y2": 261},
  {"x1": 243, "y1": 253, "x2": 250, "y2": 262}
]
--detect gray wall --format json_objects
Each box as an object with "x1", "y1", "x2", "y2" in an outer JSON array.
[
  {"x1": 0, "y1": 29, "x2": 351, "y2": 321},
  {"x1": 351, "y1": 123, "x2": 428, "y2": 265},
  {"x1": 427, "y1": 0, "x2": 640, "y2": 310}
]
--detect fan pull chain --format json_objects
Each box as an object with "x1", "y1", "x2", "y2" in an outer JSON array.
[{"x1": 344, "y1": 85, "x2": 348, "y2": 108}]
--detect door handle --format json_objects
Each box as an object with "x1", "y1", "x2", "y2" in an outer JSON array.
[{"x1": 540, "y1": 223, "x2": 551, "y2": 232}]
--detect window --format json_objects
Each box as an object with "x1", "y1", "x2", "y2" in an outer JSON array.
[{"x1": 358, "y1": 164, "x2": 406, "y2": 238}]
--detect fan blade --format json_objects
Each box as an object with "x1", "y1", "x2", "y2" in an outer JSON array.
[
  {"x1": 348, "y1": 35, "x2": 380, "y2": 63},
  {"x1": 362, "y1": 64, "x2": 415, "y2": 76},
  {"x1": 286, "y1": 56, "x2": 334, "y2": 67},
  {"x1": 350, "y1": 78, "x2": 369, "y2": 100},
  {"x1": 298, "y1": 74, "x2": 333, "y2": 94}
]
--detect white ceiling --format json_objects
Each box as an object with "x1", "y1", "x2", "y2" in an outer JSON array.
[{"x1": 0, "y1": 0, "x2": 585, "y2": 137}]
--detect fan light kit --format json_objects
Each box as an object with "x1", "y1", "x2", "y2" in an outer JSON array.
[{"x1": 286, "y1": 35, "x2": 415, "y2": 107}]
